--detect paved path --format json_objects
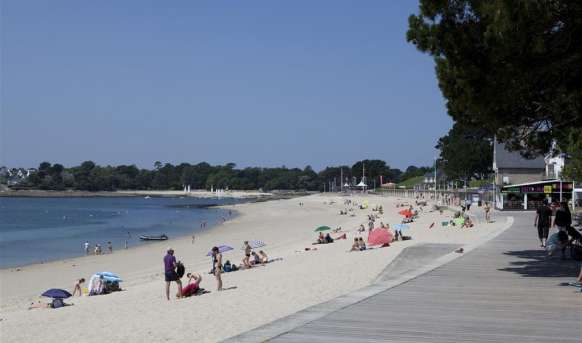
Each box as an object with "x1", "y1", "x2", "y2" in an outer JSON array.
[{"x1": 229, "y1": 212, "x2": 582, "y2": 342}]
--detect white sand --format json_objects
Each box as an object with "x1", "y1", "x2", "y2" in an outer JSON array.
[{"x1": 0, "y1": 194, "x2": 508, "y2": 343}]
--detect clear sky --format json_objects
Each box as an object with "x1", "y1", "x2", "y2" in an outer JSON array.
[{"x1": 1, "y1": 0, "x2": 451, "y2": 171}]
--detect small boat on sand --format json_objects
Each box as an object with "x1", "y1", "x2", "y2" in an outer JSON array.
[{"x1": 139, "y1": 234, "x2": 168, "y2": 241}]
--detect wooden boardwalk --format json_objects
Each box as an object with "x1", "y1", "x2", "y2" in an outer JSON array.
[{"x1": 241, "y1": 212, "x2": 582, "y2": 342}]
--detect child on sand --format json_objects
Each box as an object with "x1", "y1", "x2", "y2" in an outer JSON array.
[{"x1": 72, "y1": 278, "x2": 85, "y2": 296}]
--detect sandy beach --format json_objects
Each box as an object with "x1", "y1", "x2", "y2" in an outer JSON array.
[{"x1": 0, "y1": 194, "x2": 509, "y2": 342}]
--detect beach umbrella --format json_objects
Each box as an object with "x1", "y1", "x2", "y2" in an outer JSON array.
[
  {"x1": 41, "y1": 288, "x2": 72, "y2": 299},
  {"x1": 241, "y1": 240, "x2": 266, "y2": 249},
  {"x1": 398, "y1": 209, "x2": 412, "y2": 217},
  {"x1": 314, "y1": 226, "x2": 331, "y2": 232},
  {"x1": 392, "y1": 223, "x2": 410, "y2": 232},
  {"x1": 368, "y1": 228, "x2": 393, "y2": 246},
  {"x1": 207, "y1": 245, "x2": 233, "y2": 256}
]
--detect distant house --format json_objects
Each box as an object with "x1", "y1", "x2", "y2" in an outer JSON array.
[
  {"x1": 415, "y1": 170, "x2": 448, "y2": 190},
  {"x1": 493, "y1": 141, "x2": 545, "y2": 187},
  {"x1": 493, "y1": 141, "x2": 574, "y2": 210}
]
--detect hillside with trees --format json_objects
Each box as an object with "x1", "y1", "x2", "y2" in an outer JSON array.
[{"x1": 18, "y1": 160, "x2": 430, "y2": 192}]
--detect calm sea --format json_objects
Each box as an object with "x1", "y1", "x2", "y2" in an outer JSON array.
[{"x1": 0, "y1": 196, "x2": 244, "y2": 268}]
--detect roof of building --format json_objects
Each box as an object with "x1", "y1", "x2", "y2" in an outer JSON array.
[{"x1": 494, "y1": 141, "x2": 545, "y2": 169}]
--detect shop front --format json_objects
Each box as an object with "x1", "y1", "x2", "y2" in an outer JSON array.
[{"x1": 497, "y1": 180, "x2": 573, "y2": 210}]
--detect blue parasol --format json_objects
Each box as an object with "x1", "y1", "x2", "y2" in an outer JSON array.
[{"x1": 41, "y1": 288, "x2": 72, "y2": 299}]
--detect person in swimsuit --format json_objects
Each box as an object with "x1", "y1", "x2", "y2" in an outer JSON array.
[
  {"x1": 243, "y1": 241, "x2": 252, "y2": 269},
  {"x1": 251, "y1": 251, "x2": 261, "y2": 265},
  {"x1": 179, "y1": 272, "x2": 202, "y2": 298},
  {"x1": 72, "y1": 278, "x2": 85, "y2": 296},
  {"x1": 211, "y1": 246, "x2": 223, "y2": 291},
  {"x1": 259, "y1": 250, "x2": 268, "y2": 264}
]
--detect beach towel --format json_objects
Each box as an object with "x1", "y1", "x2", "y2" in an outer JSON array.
[{"x1": 453, "y1": 217, "x2": 465, "y2": 227}]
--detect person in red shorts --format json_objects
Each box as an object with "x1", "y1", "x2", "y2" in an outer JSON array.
[{"x1": 179, "y1": 272, "x2": 202, "y2": 298}]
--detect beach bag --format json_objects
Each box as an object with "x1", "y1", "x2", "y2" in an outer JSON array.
[{"x1": 176, "y1": 262, "x2": 185, "y2": 278}]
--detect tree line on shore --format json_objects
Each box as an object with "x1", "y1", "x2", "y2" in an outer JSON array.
[{"x1": 21, "y1": 160, "x2": 431, "y2": 192}]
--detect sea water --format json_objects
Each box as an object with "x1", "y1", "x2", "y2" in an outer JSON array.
[{"x1": 0, "y1": 196, "x2": 244, "y2": 268}]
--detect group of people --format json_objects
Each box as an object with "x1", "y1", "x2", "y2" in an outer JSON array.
[
  {"x1": 163, "y1": 241, "x2": 274, "y2": 300},
  {"x1": 534, "y1": 200, "x2": 581, "y2": 260},
  {"x1": 84, "y1": 241, "x2": 116, "y2": 255}
]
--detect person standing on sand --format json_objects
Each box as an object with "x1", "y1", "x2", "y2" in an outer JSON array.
[
  {"x1": 107, "y1": 241, "x2": 113, "y2": 254},
  {"x1": 484, "y1": 202, "x2": 491, "y2": 223},
  {"x1": 243, "y1": 241, "x2": 252, "y2": 269},
  {"x1": 72, "y1": 278, "x2": 85, "y2": 296},
  {"x1": 211, "y1": 246, "x2": 223, "y2": 291},
  {"x1": 163, "y1": 248, "x2": 182, "y2": 300},
  {"x1": 84, "y1": 241, "x2": 90, "y2": 255}
]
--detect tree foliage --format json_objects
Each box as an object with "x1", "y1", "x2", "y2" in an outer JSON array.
[
  {"x1": 407, "y1": 0, "x2": 582, "y2": 157},
  {"x1": 21, "y1": 160, "x2": 427, "y2": 192},
  {"x1": 435, "y1": 123, "x2": 493, "y2": 181}
]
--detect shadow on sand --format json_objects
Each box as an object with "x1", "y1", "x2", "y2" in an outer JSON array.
[{"x1": 498, "y1": 249, "x2": 580, "y2": 278}]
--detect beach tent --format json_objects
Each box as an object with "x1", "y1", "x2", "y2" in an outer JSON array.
[
  {"x1": 356, "y1": 181, "x2": 367, "y2": 188},
  {"x1": 368, "y1": 228, "x2": 393, "y2": 246}
]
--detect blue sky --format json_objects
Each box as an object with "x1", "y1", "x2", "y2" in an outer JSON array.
[{"x1": 1, "y1": 1, "x2": 451, "y2": 171}]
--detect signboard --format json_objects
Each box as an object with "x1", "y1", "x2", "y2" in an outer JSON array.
[{"x1": 502, "y1": 181, "x2": 573, "y2": 194}]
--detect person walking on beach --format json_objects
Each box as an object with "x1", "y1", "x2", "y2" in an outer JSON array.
[
  {"x1": 484, "y1": 202, "x2": 491, "y2": 223},
  {"x1": 84, "y1": 241, "x2": 90, "y2": 255},
  {"x1": 107, "y1": 241, "x2": 113, "y2": 254},
  {"x1": 243, "y1": 241, "x2": 252, "y2": 269},
  {"x1": 211, "y1": 246, "x2": 223, "y2": 291},
  {"x1": 534, "y1": 199, "x2": 553, "y2": 247},
  {"x1": 163, "y1": 248, "x2": 183, "y2": 300}
]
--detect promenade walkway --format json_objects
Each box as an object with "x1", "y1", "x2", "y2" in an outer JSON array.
[{"x1": 228, "y1": 212, "x2": 582, "y2": 342}]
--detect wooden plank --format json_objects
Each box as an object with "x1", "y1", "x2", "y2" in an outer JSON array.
[{"x1": 269, "y1": 212, "x2": 582, "y2": 343}]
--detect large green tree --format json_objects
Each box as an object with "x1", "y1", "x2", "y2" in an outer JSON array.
[
  {"x1": 407, "y1": 0, "x2": 582, "y2": 156},
  {"x1": 436, "y1": 123, "x2": 493, "y2": 181}
]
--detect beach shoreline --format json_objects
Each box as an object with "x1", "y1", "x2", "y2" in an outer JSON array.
[
  {"x1": 0, "y1": 193, "x2": 510, "y2": 343},
  {"x1": 0, "y1": 189, "x2": 276, "y2": 198}
]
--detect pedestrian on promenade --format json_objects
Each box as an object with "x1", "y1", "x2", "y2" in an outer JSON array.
[{"x1": 534, "y1": 199, "x2": 552, "y2": 247}]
